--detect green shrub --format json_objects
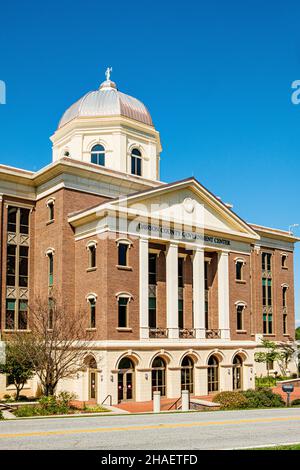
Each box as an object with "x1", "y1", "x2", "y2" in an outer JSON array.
[
  {"x1": 291, "y1": 399, "x2": 300, "y2": 407},
  {"x1": 15, "y1": 391, "x2": 78, "y2": 417},
  {"x1": 214, "y1": 391, "x2": 248, "y2": 410},
  {"x1": 242, "y1": 389, "x2": 285, "y2": 408},
  {"x1": 0, "y1": 410, "x2": 4, "y2": 420},
  {"x1": 14, "y1": 405, "x2": 40, "y2": 417}
]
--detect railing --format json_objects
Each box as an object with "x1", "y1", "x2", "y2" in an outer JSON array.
[
  {"x1": 149, "y1": 328, "x2": 169, "y2": 338},
  {"x1": 101, "y1": 394, "x2": 112, "y2": 406},
  {"x1": 205, "y1": 329, "x2": 221, "y2": 339},
  {"x1": 179, "y1": 328, "x2": 195, "y2": 339},
  {"x1": 168, "y1": 397, "x2": 182, "y2": 411}
]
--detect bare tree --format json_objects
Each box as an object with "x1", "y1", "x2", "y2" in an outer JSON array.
[{"x1": 5, "y1": 296, "x2": 93, "y2": 396}]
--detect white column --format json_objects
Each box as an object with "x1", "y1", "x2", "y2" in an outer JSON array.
[
  {"x1": 166, "y1": 242, "x2": 179, "y2": 339},
  {"x1": 193, "y1": 247, "x2": 206, "y2": 339},
  {"x1": 139, "y1": 237, "x2": 149, "y2": 339},
  {"x1": 218, "y1": 251, "x2": 230, "y2": 339}
]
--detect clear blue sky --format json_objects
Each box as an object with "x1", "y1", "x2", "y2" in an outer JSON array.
[{"x1": 0, "y1": 0, "x2": 299, "y2": 325}]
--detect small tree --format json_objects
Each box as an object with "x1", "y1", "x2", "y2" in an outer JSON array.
[
  {"x1": 0, "y1": 342, "x2": 34, "y2": 400},
  {"x1": 276, "y1": 342, "x2": 297, "y2": 377},
  {"x1": 255, "y1": 339, "x2": 280, "y2": 385},
  {"x1": 5, "y1": 296, "x2": 92, "y2": 396}
]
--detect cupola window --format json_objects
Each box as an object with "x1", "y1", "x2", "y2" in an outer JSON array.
[
  {"x1": 91, "y1": 145, "x2": 105, "y2": 166},
  {"x1": 131, "y1": 148, "x2": 142, "y2": 176}
]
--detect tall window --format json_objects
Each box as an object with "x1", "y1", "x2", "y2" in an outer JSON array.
[
  {"x1": 181, "y1": 356, "x2": 194, "y2": 393},
  {"x1": 8, "y1": 207, "x2": 30, "y2": 235},
  {"x1": 48, "y1": 253, "x2": 54, "y2": 286},
  {"x1": 208, "y1": 355, "x2": 219, "y2": 393},
  {"x1": 149, "y1": 253, "x2": 157, "y2": 284},
  {"x1": 118, "y1": 297, "x2": 129, "y2": 327},
  {"x1": 89, "y1": 298, "x2": 96, "y2": 328},
  {"x1": 18, "y1": 300, "x2": 28, "y2": 330},
  {"x1": 151, "y1": 357, "x2": 166, "y2": 397},
  {"x1": 149, "y1": 297, "x2": 156, "y2": 328},
  {"x1": 6, "y1": 245, "x2": 16, "y2": 287},
  {"x1": 131, "y1": 148, "x2": 142, "y2": 176},
  {"x1": 5, "y1": 299, "x2": 16, "y2": 329},
  {"x1": 19, "y1": 246, "x2": 29, "y2": 287},
  {"x1": 204, "y1": 261, "x2": 209, "y2": 329},
  {"x1": 178, "y1": 299, "x2": 184, "y2": 329},
  {"x1": 283, "y1": 313, "x2": 288, "y2": 335},
  {"x1": 262, "y1": 252, "x2": 273, "y2": 335},
  {"x1": 178, "y1": 257, "x2": 184, "y2": 288},
  {"x1": 118, "y1": 243, "x2": 129, "y2": 266},
  {"x1": 91, "y1": 144, "x2": 105, "y2": 166},
  {"x1": 232, "y1": 355, "x2": 243, "y2": 391},
  {"x1": 281, "y1": 254, "x2": 287, "y2": 268},
  {"x1": 282, "y1": 286, "x2": 288, "y2": 307},
  {"x1": 47, "y1": 201, "x2": 55, "y2": 221},
  {"x1": 88, "y1": 245, "x2": 96, "y2": 269},
  {"x1": 48, "y1": 298, "x2": 54, "y2": 330},
  {"x1": 236, "y1": 304, "x2": 244, "y2": 331},
  {"x1": 236, "y1": 261, "x2": 244, "y2": 280}
]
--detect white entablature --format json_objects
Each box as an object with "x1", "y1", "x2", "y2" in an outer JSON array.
[{"x1": 50, "y1": 71, "x2": 162, "y2": 182}]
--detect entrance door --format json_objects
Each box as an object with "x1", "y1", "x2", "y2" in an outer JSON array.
[
  {"x1": 117, "y1": 357, "x2": 135, "y2": 402},
  {"x1": 89, "y1": 370, "x2": 97, "y2": 401}
]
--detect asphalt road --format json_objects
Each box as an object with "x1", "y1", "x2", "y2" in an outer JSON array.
[{"x1": 0, "y1": 407, "x2": 300, "y2": 450}]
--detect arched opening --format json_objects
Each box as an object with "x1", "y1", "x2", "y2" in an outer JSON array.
[
  {"x1": 84, "y1": 356, "x2": 98, "y2": 402},
  {"x1": 151, "y1": 356, "x2": 166, "y2": 397},
  {"x1": 207, "y1": 355, "x2": 219, "y2": 393},
  {"x1": 91, "y1": 144, "x2": 105, "y2": 166},
  {"x1": 232, "y1": 354, "x2": 243, "y2": 391},
  {"x1": 118, "y1": 357, "x2": 135, "y2": 402},
  {"x1": 181, "y1": 355, "x2": 194, "y2": 394},
  {"x1": 131, "y1": 148, "x2": 142, "y2": 176}
]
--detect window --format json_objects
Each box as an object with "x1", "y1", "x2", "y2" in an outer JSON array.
[
  {"x1": 178, "y1": 257, "x2": 184, "y2": 288},
  {"x1": 118, "y1": 297, "x2": 128, "y2": 327},
  {"x1": 118, "y1": 243, "x2": 129, "y2": 266},
  {"x1": 18, "y1": 300, "x2": 28, "y2": 330},
  {"x1": 236, "y1": 261, "x2": 244, "y2": 281},
  {"x1": 236, "y1": 304, "x2": 244, "y2": 330},
  {"x1": 283, "y1": 313, "x2": 288, "y2": 334},
  {"x1": 151, "y1": 357, "x2": 166, "y2": 397},
  {"x1": 5, "y1": 299, "x2": 15, "y2": 329},
  {"x1": 208, "y1": 355, "x2": 219, "y2": 393},
  {"x1": 91, "y1": 144, "x2": 105, "y2": 166},
  {"x1": 48, "y1": 298, "x2": 54, "y2": 330},
  {"x1": 204, "y1": 261, "x2": 209, "y2": 329},
  {"x1": 48, "y1": 253, "x2": 54, "y2": 286},
  {"x1": 232, "y1": 355, "x2": 243, "y2": 390},
  {"x1": 282, "y1": 286, "x2": 288, "y2": 307},
  {"x1": 262, "y1": 278, "x2": 272, "y2": 307},
  {"x1": 149, "y1": 297, "x2": 156, "y2": 328},
  {"x1": 281, "y1": 254, "x2": 287, "y2": 268},
  {"x1": 149, "y1": 253, "x2": 157, "y2": 284},
  {"x1": 88, "y1": 245, "x2": 96, "y2": 269},
  {"x1": 48, "y1": 201, "x2": 54, "y2": 221},
  {"x1": 19, "y1": 246, "x2": 29, "y2": 287},
  {"x1": 7, "y1": 207, "x2": 17, "y2": 233},
  {"x1": 262, "y1": 252, "x2": 272, "y2": 272},
  {"x1": 263, "y1": 312, "x2": 273, "y2": 334},
  {"x1": 181, "y1": 356, "x2": 194, "y2": 393},
  {"x1": 89, "y1": 298, "x2": 96, "y2": 328},
  {"x1": 178, "y1": 299, "x2": 184, "y2": 329},
  {"x1": 131, "y1": 148, "x2": 142, "y2": 176},
  {"x1": 6, "y1": 244, "x2": 16, "y2": 287}
]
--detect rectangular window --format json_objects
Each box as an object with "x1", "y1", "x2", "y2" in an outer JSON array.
[
  {"x1": 48, "y1": 202, "x2": 54, "y2": 221},
  {"x1": 178, "y1": 299, "x2": 184, "y2": 329},
  {"x1": 20, "y1": 208, "x2": 30, "y2": 235},
  {"x1": 18, "y1": 300, "x2": 28, "y2": 330},
  {"x1": 263, "y1": 313, "x2": 273, "y2": 334},
  {"x1": 48, "y1": 298, "x2": 54, "y2": 330},
  {"x1": 178, "y1": 257, "x2": 184, "y2": 288},
  {"x1": 262, "y1": 252, "x2": 272, "y2": 272},
  {"x1": 19, "y1": 246, "x2": 29, "y2": 287},
  {"x1": 118, "y1": 297, "x2": 128, "y2": 327},
  {"x1": 204, "y1": 261, "x2": 209, "y2": 290},
  {"x1": 89, "y1": 299, "x2": 96, "y2": 328},
  {"x1": 118, "y1": 243, "x2": 128, "y2": 266},
  {"x1": 7, "y1": 207, "x2": 17, "y2": 233},
  {"x1": 236, "y1": 261, "x2": 243, "y2": 280},
  {"x1": 149, "y1": 297, "x2": 156, "y2": 328},
  {"x1": 5, "y1": 299, "x2": 15, "y2": 329},
  {"x1": 282, "y1": 287, "x2": 287, "y2": 307},
  {"x1": 89, "y1": 245, "x2": 96, "y2": 268},
  {"x1": 149, "y1": 253, "x2": 157, "y2": 285},
  {"x1": 283, "y1": 314, "x2": 288, "y2": 334},
  {"x1": 237, "y1": 305, "x2": 244, "y2": 330},
  {"x1": 131, "y1": 157, "x2": 142, "y2": 176},
  {"x1": 6, "y1": 244, "x2": 16, "y2": 287},
  {"x1": 48, "y1": 253, "x2": 53, "y2": 286}
]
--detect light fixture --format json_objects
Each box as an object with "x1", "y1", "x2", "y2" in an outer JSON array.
[
  {"x1": 110, "y1": 375, "x2": 114, "y2": 382},
  {"x1": 145, "y1": 373, "x2": 148, "y2": 380}
]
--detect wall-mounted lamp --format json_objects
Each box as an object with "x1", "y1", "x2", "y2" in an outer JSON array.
[
  {"x1": 101, "y1": 375, "x2": 103, "y2": 382},
  {"x1": 145, "y1": 373, "x2": 148, "y2": 380},
  {"x1": 110, "y1": 375, "x2": 114, "y2": 382},
  {"x1": 228, "y1": 369, "x2": 231, "y2": 375}
]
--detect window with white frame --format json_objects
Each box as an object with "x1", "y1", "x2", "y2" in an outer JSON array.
[
  {"x1": 131, "y1": 148, "x2": 142, "y2": 176},
  {"x1": 236, "y1": 303, "x2": 246, "y2": 331},
  {"x1": 91, "y1": 144, "x2": 105, "y2": 166},
  {"x1": 86, "y1": 241, "x2": 97, "y2": 269}
]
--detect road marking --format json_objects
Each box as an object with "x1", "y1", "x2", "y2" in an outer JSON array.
[{"x1": 0, "y1": 415, "x2": 300, "y2": 439}]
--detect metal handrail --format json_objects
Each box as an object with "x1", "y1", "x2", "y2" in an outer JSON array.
[
  {"x1": 101, "y1": 394, "x2": 112, "y2": 406},
  {"x1": 168, "y1": 397, "x2": 182, "y2": 411}
]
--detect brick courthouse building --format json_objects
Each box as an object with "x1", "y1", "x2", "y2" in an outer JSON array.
[{"x1": 0, "y1": 72, "x2": 298, "y2": 403}]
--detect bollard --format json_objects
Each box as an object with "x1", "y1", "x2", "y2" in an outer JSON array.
[
  {"x1": 181, "y1": 390, "x2": 189, "y2": 411},
  {"x1": 153, "y1": 391, "x2": 161, "y2": 413}
]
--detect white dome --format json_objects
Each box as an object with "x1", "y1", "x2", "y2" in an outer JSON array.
[{"x1": 58, "y1": 78, "x2": 153, "y2": 128}]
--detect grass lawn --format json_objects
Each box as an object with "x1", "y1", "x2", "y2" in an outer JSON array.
[{"x1": 252, "y1": 444, "x2": 300, "y2": 450}]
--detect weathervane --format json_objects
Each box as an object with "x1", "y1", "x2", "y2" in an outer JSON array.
[{"x1": 105, "y1": 67, "x2": 112, "y2": 81}]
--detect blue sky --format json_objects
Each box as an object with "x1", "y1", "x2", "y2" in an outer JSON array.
[{"x1": 0, "y1": 0, "x2": 299, "y2": 325}]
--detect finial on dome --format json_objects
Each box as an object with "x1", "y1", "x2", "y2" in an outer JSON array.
[
  {"x1": 105, "y1": 66, "x2": 112, "y2": 81},
  {"x1": 100, "y1": 66, "x2": 117, "y2": 90}
]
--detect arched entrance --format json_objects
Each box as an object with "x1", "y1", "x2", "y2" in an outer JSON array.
[
  {"x1": 207, "y1": 355, "x2": 219, "y2": 393},
  {"x1": 118, "y1": 357, "x2": 135, "y2": 402},
  {"x1": 232, "y1": 355, "x2": 243, "y2": 390},
  {"x1": 181, "y1": 356, "x2": 194, "y2": 394},
  {"x1": 151, "y1": 356, "x2": 166, "y2": 397},
  {"x1": 85, "y1": 356, "x2": 98, "y2": 402}
]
